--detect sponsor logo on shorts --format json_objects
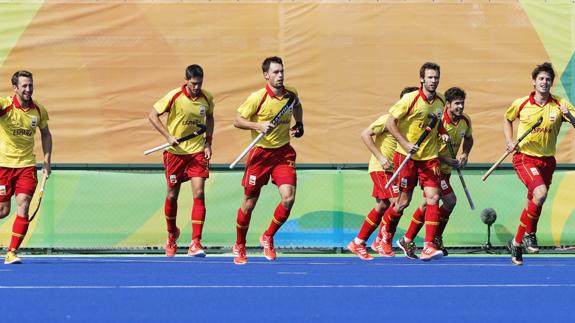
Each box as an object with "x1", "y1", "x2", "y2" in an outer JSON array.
[
  {"x1": 249, "y1": 175, "x2": 257, "y2": 186},
  {"x1": 392, "y1": 185, "x2": 399, "y2": 194},
  {"x1": 400, "y1": 178, "x2": 408, "y2": 188},
  {"x1": 440, "y1": 180, "x2": 449, "y2": 191},
  {"x1": 31, "y1": 116, "x2": 38, "y2": 128},
  {"x1": 287, "y1": 160, "x2": 295, "y2": 168},
  {"x1": 0, "y1": 185, "x2": 6, "y2": 195},
  {"x1": 530, "y1": 167, "x2": 540, "y2": 176},
  {"x1": 169, "y1": 174, "x2": 177, "y2": 184}
]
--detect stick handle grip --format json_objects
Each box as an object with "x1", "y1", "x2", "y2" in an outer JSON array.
[{"x1": 144, "y1": 143, "x2": 171, "y2": 155}]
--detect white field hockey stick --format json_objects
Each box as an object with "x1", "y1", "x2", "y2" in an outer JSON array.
[
  {"x1": 144, "y1": 123, "x2": 207, "y2": 155},
  {"x1": 385, "y1": 113, "x2": 439, "y2": 189},
  {"x1": 482, "y1": 116, "x2": 543, "y2": 181},
  {"x1": 447, "y1": 142, "x2": 475, "y2": 210},
  {"x1": 229, "y1": 95, "x2": 298, "y2": 169},
  {"x1": 29, "y1": 172, "x2": 48, "y2": 222}
]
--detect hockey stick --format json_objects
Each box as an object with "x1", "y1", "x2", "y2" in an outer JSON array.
[
  {"x1": 29, "y1": 172, "x2": 48, "y2": 222},
  {"x1": 144, "y1": 122, "x2": 207, "y2": 155},
  {"x1": 447, "y1": 142, "x2": 475, "y2": 210},
  {"x1": 482, "y1": 116, "x2": 543, "y2": 181},
  {"x1": 385, "y1": 113, "x2": 439, "y2": 189},
  {"x1": 229, "y1": 95, "x2": 298, "y2": 169}
]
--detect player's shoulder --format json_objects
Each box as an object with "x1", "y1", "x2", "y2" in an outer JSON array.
[
  {"x1": 200, "y1": 89, "x2": 214, "y2": 101},
  {"x1": 0, "y1": 96, "x2": 13, "y2": 108},
  {"x1": 551, "y1": 94, "x2": 570, "y2": 107},
  {"x1": 246, "y1": 88, "x2": 268, "y2": 102},
  {"x1": 435, "y1": 92, "x2": 445, "y2": 104},
  {"x1": 165, "y1": 87, "x2": 185, "y2": 99},
  {"x1": 511, "y1": 95, "x2": 530, "y2": 107},
  {"x1": 461, "y1": 112, "x2": 472, "y2": 126},
  {"x1": 284, "y1": 85, "x2": 298, "y2": 96}
]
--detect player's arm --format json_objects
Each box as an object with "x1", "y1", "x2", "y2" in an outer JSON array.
[
  {"x1": 204, "y1": 113, "x2": 214, "y2": 159},
  {"x1": 560, "y1": 105, "x2": 575, "y2": 128},
  {"x1": 234, "y1": 112, "x2": 273, "y2": 134},
  {"x1": 360, "y1": 127, "x2": 390, "y2": 169},
  {"x1": 458, "y1": 134, "x2": 474, "y2": 168},
  {"x1": 386, "y1": 115, "x2": 416, "y2": 154},
  {"x1": 290, "y1": 101, "x2": 304, "y2": 138},
  {"x1": 148, "y1": 109, "x2": 178, "y2": 146},
  {"x1": 503, "y1": 117, "x2": 516, "y2": 152},
  {"x1": 40, "y1": 125, "x2": 52, "y2": 177}
]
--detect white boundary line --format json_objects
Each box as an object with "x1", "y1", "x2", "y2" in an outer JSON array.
[{"x1": 1, "y1": 284, "x2": 575, "y2": 289}]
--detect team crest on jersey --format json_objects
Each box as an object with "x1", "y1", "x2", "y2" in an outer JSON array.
[
  {"x1": 199, "y1": 105, "x2": 207, "y2": 117},
  {"x1": 549, "y1": 111, "x2": 557, "y2": 123},
  {"x1": 0, "y1": 185, "x2": 6, "y2": 196},
  {"x1": 31, "y1": 116, "x2": 38, "y2": 128}
]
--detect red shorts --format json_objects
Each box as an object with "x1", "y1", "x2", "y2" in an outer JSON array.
[
  {"x1": 512, "y1": 152, "x2": 555, "y2": 193},
  {"x1": 0, "y1": 166, "x2": 38, "y2": 202},
  {"x1": 393, "y1": 152, "x2": 440, "y2": 192},
  {"x1": 163, "y1": 151, "x2": 209, "y2": 188},
  {"x1": 242, "y1": 144, "x2": 297, "y2": 197},
  {"x1": 438, "y1": 172, "x2": 454, "y2": 195},
  {"x1": 370, "y1": 171, "x2": 399, "y2": 200}
]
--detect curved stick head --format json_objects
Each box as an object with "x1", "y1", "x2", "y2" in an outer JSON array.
[{"x1": 426, "y1": 112, "x2": 439, "y2": 128}]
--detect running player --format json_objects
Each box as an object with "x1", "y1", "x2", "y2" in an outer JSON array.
[
  {"x1": 0, "y1": 70, "x2": 52, "y2": 264},
  {"x1": 232, "y1": 56, "x2": 304, "y2": 265},
  {"x1": 504, "y1": 62, "x2": 575, "y2": 265},
  {"x1": 148, "y1": 64, "x2": 215, "y2": 257}
]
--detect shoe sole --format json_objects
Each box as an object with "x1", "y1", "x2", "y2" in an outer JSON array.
[
  {"x1": 420, "y1": 252, "x2": 443, "y2": 262},
  {"x1": 4, "y1": 259, "x2": 22, "y2": 265},
  {"x1": 347, "y1": 243, "x2": 374, "y2": 261},
  {"x1": 511, "y1": 258, "x2": 524, "y2": 266},
  {"x1": 234, "y1": 259, "x2": 247, "y2": 265},
  {"x1": 395, "y1": 240, "x2": 418, "y2": 260},
  {"x1": 188, "y1": 251, "x2": 206, "y2": 257}
]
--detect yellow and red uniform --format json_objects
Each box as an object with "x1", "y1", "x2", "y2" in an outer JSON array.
[
  {"x1": 0, "y1": 95, "x2": 48, "y2": 201},
  {"x1": 238, "y1": 84, "x2": 299, "y2": 197},
  {"x1": 154, "y1": 85, "x2": 214, "y2": 186},
  {"x1": 367, "y1": 114, "x2": 399, "y2": 200}
]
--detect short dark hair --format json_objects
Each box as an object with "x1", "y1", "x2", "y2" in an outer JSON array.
[
  {"x1": 531, "y1": 62, "x2": 555, "y2": 82},
  {"x1": 185, "y1": 64, "x2": 204, "y2": 80},
  {"x1": 262, "y1": 56, "x2": 283, "y2": 73},
  {"x1": 445, "y1": 87, "x2": 466, "y2": 103},
  {"x1": 400, "y1": 86, "x2": 419, "y2": 99},
  {"x1": 419, "y1": 62, "x2": 440, "y2": 80},
  {"x1": 11, "y1": 70, "x2": 33, "y2": 86}
]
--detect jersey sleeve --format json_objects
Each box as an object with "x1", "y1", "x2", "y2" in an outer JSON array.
[
  {"x1": 504, "y1": 98, "x2": 522, "y2": 122},
  {"x1": 560, "y1": 98, "x2": 575, "y2": 122},
  {"x1": 153, "y1": 90, "x2": 178, "y2": 114},
  {"x1": 237, "y1": 91, "x2": 261, "y2": 119},
  {"x1": 388, "y1": 94, "x2": 411, "y2": 120},
  {"x1": 204, "y1": 90, "x2": 215, "y2": 116},
  {"x1": 38, "y1": 104, "x2": 49, "y2": 129},
  {"x1": 369, "y1": 115, "x2": 388, "y2": 135}
]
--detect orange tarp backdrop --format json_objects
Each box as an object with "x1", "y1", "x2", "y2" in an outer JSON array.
[{"x1": 1, "y1": 1, "x2": 573, "y2": 164}]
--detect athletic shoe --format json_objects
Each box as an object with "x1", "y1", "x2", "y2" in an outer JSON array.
[
  {"x1": 233, "y1": 243, "x2": 248, "y2": 265},
  {"x1": 379, "y1": 233, "x2": 395, "y2": 257},
  {"x1": 420, "y1": 244, "x2": 443, "y2": 261},
  {"x1": 370, "y1": 238, "x2": 382, "y2": 253},
  {"x1": 188, "y1": 239, "x2": 206, "y2": 257},
  {"x1": 433, "y1": 236, "x2": 448, "y2": 256},
  {"x1": 4, "y1": 251, "x2": 21, "y2": 265},
  {"x1": 260, "y1": 234, "x2": 277, "y2": 261},
  {"x1": 507, "y1": 240, "x2": 523, "y2": 266},
  {"x1": 522, "y1": 233, "x2": 540, "y2": 254},
  {"x1": 396, "y1": 237, "x2": 418, "y2": 259},
  {"x1": 347, "y1": 240, "x2": 374, "y2": 260},
  {"x1": 165, "y1": 228, "x2": 180, "y2": 257}
]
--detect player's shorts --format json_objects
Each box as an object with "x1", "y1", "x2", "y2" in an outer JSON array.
[
  {"x1": 369, "y1": 171, "x2": 399, "y2": 200},
  {"x1": 512, "y1": 152, "x2": 556, "y2": 194},
  {"x1": 242, "y1": 144, "x2": 297, "y2": 197},
  {"x1": 438, "y1": 172, "x2": 454, "y2": 195},
  {"x1": 393, "y1": 152, "x2": 440, "y2": 192},
  {"x1": 0, "y1": 166, "x2": 38, "y2": 202},
  {"x1": 163, "y1": 151, "x2": 209, "y2": 188}
]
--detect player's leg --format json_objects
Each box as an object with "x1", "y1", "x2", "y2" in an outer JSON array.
[
  {"x1": 164, "y1": 184, "x2": 181, "y2": 257},
  {"x1": 188, "y1": 176, "x2": 207, "y2": 257},
  {"x1": 419, "y1": 159, "x2": 443, "y2": 261},
  {"x1": 435, "y1": 191, "x2": 456, "y2": 256},
  {"x1": 403, "y1": 198, "x2": 426, "y2": 244}
]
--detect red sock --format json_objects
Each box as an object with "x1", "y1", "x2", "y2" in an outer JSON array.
[
  {"x1": 9, "y1": 215, "x2": 29, "y2": 251},
  {"x1": 424, "y1": 204, "x2": 440, "y2": 243},
  {"x1": 236, "y1": 208, "x2": 252, "y2": 244},
  {"x1": 436, "y1": 206, "x2": 451, "y2": 237},
  {"x1": 404, "y1": 207, "x2": 424, "y2": 241},
  {"x1": 265, "y1": 203, "x2": 290, "y2": 237},
  {"x1": 514, "y1": 209, "x2": 528, "y2": 244},
  {"x1": 525, "y1": 200, "x2": 542, "y2": 234},
  {"x1": 191, "y1": 198, "x2": 206, "y2": 241},
  {"x1": 357, "y1": 208, "x2": 381, "y2": 241},
  {"x1": 164, "y1": 198, "x2": 178, "y2": 234},
  {"x1": 382, "y1": 206, "x2": 402, "y2": 236}
]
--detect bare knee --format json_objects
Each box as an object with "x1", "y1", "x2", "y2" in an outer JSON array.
[
  {"x1": 532, "y1": 189, "x2": 547, "y2": 206},
  {"x1": 242, "y1": 197, "x2": 258, "y2": 213},
  {"x1": 0, "y1": 206, "x2": 10, "y2": 219},
  {"x1": 280, "y1": 195, "x2": 295, "y2": 210}
]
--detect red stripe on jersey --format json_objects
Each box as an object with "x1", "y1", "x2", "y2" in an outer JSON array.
[
  {"x1": 165, "y1": 90, "x2": 184, "y2": 113},
  {"x1": 407, "y1": 93, "x2": 422, "y2": 115},
  {"x1": 254, "y1": 92, "x2": 268, "y2": 115},
  {"x1": 516, "y1": 97, "x2": 531, "y2": 118}
]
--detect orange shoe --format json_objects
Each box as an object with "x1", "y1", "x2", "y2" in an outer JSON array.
[
  {"x1": 379, "y1": 233, "x2": 395, "y2": 257},
  {"x1": 165, "y1": 228, "x2": 180, "y2": 257},
  {"x1": 370, "y1": 238, "x2": 382, "y2": 253},
  {"x1": 233, "y1": 243, "x2": 248, "y2": 265},
  {"x1": 420, "y1": 243, "x2": 443, "y2": 261},
  {"x1": 260, "y1": 234, "x2": 277, "y2": 261},
  {"x1": 347, "y1": 240, "x2": 374, "y2": 260},
  {"x1": 188, "y1": 239, "x2": 206, "y2": 257}
]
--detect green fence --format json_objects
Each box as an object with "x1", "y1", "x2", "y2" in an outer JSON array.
[{"x1": 1, "y1": 165, "x2": 574, "y2": 250}]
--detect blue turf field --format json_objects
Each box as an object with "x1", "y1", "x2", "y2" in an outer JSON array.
[{"x1": 2, "y1": 255, "x2": 575, "y2": 322}]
